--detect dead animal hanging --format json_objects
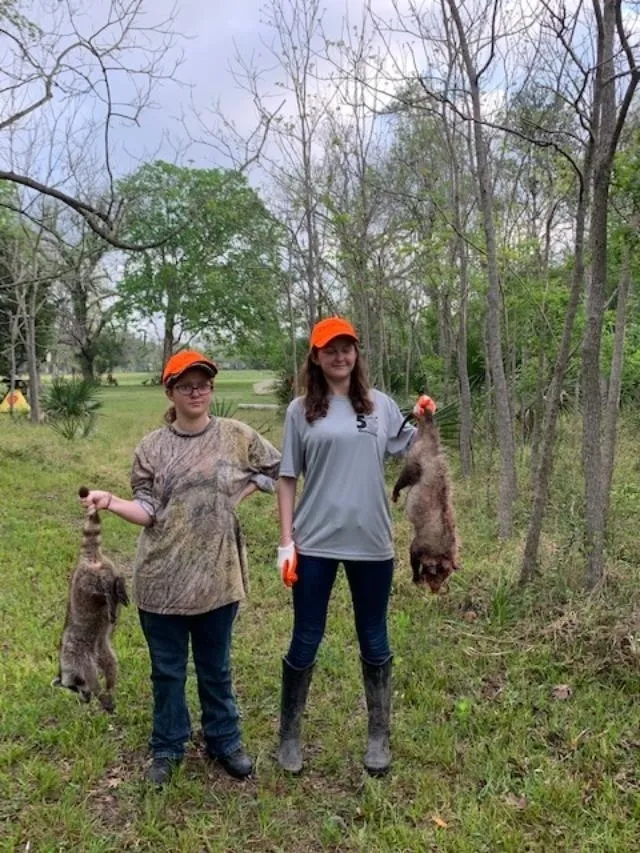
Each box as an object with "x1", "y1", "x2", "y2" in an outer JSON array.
[
  {"x1": 53, "y1": 487, "x2": 129, "y2": 712},
  {"x1": 391, "y1": 396, "x2": 461, "y2": 593}
]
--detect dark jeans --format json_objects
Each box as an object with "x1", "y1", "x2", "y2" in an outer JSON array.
[
  {"x1": 286, "y1": 555, "x2": 394, "y2": 671},
  {"x1": 138, "y1": 603, "x2": 241, "y2": 761}
]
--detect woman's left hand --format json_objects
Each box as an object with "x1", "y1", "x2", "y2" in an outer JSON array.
[
  {"x1": 235, "y1": 482, "x2": 259, "y2": 505},
  {"x1": 413, "y1": 395, "x2": 437, "y2": 417}
]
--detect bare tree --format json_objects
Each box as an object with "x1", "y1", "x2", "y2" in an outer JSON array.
[
  {"x1": 580, "y1": 0, "x2": 640, "y2": 587},
  {"x1": 441, "y1": 0, "x2": 518, "y2": 537},
  {"x1": 321, "y1": 11, "x2": 398, "y2": 387},
  {"x1": 209, "y1": 0, "x2": 331, "y2": 332},
  {"x1": 0, "y1": 0, "x2": 180, "y2": 249},
  {"x1": 602, "y1": 243, "x2": 632, "y2": 523},
  {"x1": 0, "y1": 205, "x2": 55, "y2": 423},
  {"x1": 52, "y1": 220, "x2": 118, "y2": 381},
  {"x1": 518, "y1": 1, "x2": 640, "y2": 585}
]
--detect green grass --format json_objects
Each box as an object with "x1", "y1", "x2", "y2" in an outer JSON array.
[
  {"x1": 2, "y1": 386, "x2": 640, "y2": 851},
  {"x1": 39, "y1": 370, "x2": 279, "y2": 405}
]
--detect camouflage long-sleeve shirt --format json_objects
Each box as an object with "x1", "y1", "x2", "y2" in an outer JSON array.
[{"x1": 130, "y1": 417, "x2": 281, "y2": 615}]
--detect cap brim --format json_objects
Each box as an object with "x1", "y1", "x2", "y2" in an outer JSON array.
[
  {"x1": 190, "y1": 361, "x2": 218, "y2": 377},
  {"x1": 312, "y1": 332, "x2": 358, "y2": 349},
  {"x1": 165, "y1": 361, "x2": 218, "y2": 384}
]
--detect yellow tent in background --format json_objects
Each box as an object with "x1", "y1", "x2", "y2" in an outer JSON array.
[{"x1": 0, "y1": 389, "x2": 30, "y2": 413}]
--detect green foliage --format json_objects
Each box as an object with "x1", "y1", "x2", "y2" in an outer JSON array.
[
  {"x1": 432, "y1": 399, "x2": 461, "y2": 446},
  {"x1": 274, "y1": 369, "x2": 296, "y2": 409},
  {"x1": 41, "y1": 378, "x2": 102, "y2": 440},
  {"x1": 210, "y1": 396, "x2": 238, "y2": 419},
  {"x1": 0, "y1": 196, "x2": 56, "y2": 376},
  {"x1": 117, "y1": 161, "x2": 286, "y2": 353},
  {"x1": 4, "y1": 399, "x2": 640, "y2": 849},
  {"x1": 92, "y1": 324, "x2": 126, "y2": 377},
  {"x1": 394, "y1": 395, "x2": 460, "y2": 447}
]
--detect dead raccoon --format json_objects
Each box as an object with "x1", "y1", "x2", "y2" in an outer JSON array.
[
  {"x1": 53, "y1": 487, "x2": 129, "y2": 712},
  {"x1": 391, "y1": 397, "x2": 461, "y2": 593}
]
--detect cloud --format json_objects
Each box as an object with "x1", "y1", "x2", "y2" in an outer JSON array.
[{"x1": 113, "y1": 0, "x2": 425, "y2": 173}]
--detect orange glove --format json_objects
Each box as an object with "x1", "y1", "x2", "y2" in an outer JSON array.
[
  {"x1": 277, "y1": 542, "x2": 299, "y2": 588},
  {"x1": 412, "y1": 394, "x2": 437, "y2": 417}
]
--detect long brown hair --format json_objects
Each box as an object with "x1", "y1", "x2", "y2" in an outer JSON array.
[
  {"x1": 163, "y1": 378, "x2": 178, "y2": 424},
  {"x1": 301, "y1": 343, "x2": 373, "y2": 424}
]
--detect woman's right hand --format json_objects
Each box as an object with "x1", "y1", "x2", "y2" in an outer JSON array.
[
  {"x1": 79, "y1": 489, "x2": 113, "y2": 511},
  {"x1": 277, "y1": 541, "x2": 298, "y2": 588}
]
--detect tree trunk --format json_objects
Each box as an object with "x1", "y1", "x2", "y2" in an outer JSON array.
[
  {"x1": 26, "y1": 286, "x2": 41, "y2": 424},
  {"x1": 582, "y1": 0, "x2": 617, "y2": 589},
  {"x1": 520, "y1": 176, "x2": 590, "y2": 583},
  {"x1": 447, "y1": 0, "x2": 517, "y2": 535},
  {"x1": 443, "y1": 85, "x2": 472, "y2": 476},
  {"x1": 456, "y1": 233, "x2": 473, "y2": 477},
  {"x1": 529, "y1": 349, "x2": 546, "y2": 481},
  {"x1": 163, "y1": 275, "x2": 178, "y2": 367},
  {"x1": 286, "y1": 267, "x2": 299, "y2": 396},
  {"x1": 602, "y1": 244, "x2": 631, "y2": 538},
  {"x1": 405, "y1": 315, "x2": 414, "y2": 399},
  {"x1": 304, "y1": 196, "x2": 318, "y2": 329},
  {"x1": 7, "y1": 310, "x2": 19, "y2": 417},
  {"x1": 77, "y1": 349, "x2": 96, "y2": 382}
]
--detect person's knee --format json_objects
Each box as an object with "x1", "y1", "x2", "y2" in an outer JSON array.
[
  {"x1": 358, "y1": 627, "x2": 390, "y2": 666},
  {"x1": 287, "y1": 629, "x2": 322, "y2": 669},
  {"x1": 149, "y1": 650, "x2": 188, "y2": 682}
]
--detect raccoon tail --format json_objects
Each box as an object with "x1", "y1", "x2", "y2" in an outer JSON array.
[{"x1": 78, "y1": 486, "x2": 101, "y2": 561}]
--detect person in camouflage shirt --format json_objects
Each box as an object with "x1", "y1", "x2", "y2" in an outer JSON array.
[{"x1": 80, "y1": 350, "x2": 280, "y2": 786}]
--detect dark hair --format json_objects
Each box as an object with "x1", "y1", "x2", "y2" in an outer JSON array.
[
  {"x1": 163, "y1": 404, "x2": 177, "y2": 425},
  {"x1": 301, "y1": 343, "x2": 373, "y2": 424}
]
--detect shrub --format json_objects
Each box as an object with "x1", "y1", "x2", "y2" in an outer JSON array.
[
  {"x1": 210, "y1": 397, "x2": 238, "y2": 419},
  {"x1": 42, "y1": 378, "x2": 103, "y2": 440}
]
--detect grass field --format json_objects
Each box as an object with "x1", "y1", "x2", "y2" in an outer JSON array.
[
  {"x1": 2, "y1": 379, "x2": 640, "y2": 852},
  {"x1": 38, "y1": 370, "x2": 279, "y2": 405}
]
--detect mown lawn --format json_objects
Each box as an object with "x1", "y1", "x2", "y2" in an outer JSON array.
[
  {"x1": 39, "y1": 370, "x2": 279, "y2": 405},
  {"x1": 2, "y1": 383, "x2": 640, "y2": 852}
]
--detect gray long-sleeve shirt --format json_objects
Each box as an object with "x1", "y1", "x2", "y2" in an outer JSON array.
[
  {"x1": 279, "y1": 391, "x2": 415, "y2": 560},
  {"x1": 130, "y1": 417, "x2": 281, "y2": 615}
]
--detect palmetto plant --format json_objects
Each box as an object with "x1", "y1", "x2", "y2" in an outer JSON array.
[
  {"x1": 398, "y1": 397, "x2": 460, "y2": 447},
  {"x1": 210, "y1": 397, "x2": 238, "y2": 419},
  {"x1": 42, "y1": 378, "x2": 103, "y2": 440}
]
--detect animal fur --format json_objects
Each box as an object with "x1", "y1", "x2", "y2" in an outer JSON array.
[
  {"x1": 53, "y1": 487, "x2": 129, "y2": 712},
  {"x1": 391, "y1": 409, "x2": 461, "y2": 593}
]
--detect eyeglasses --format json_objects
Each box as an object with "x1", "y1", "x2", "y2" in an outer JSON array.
[{"x1": 173, "y1": 381, "x2": 213, "y2": 397}]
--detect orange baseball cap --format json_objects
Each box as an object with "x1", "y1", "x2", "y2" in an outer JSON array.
[
  {"x1": 310, "y1": 316, "x2": 358, "y2": 349},
  {"x1": 162, "y1": 350, "x2": 218, "y2": 386}
]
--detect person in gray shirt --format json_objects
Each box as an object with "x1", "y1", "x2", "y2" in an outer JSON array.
[{"x1": 276, "y1": 316, "x2": 426, "y2": 776}]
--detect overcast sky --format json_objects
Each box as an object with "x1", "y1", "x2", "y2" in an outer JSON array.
[{"x1": 107, "y1": 0, "x2": 412, "y2": 176}]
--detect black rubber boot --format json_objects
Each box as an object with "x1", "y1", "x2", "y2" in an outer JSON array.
[
  {"x1": 277, "y1": 659, "x2": 314, "y2": 774},
  {"x1": 145, "y1": 756, "x2": 182, "y2": 786},
  {"x1": 361, "y1": 657, "x2": 392, "y2": 776}
]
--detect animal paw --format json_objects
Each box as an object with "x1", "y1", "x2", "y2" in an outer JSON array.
[{"x1": 100, "y1": 694, "x2": 115, "y2": 714}]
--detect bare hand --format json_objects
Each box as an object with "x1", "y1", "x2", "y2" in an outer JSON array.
[
  {"x1": 79, "y1": 489, "x2": 112, "y2": 511},
  {"x1": 235, "y1": 482, "x2": 259, "y2": 505}
]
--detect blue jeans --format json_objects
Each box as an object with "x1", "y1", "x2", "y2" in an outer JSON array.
[
  {"x1": 286, "y1": 555, "x2": 394, "y2": 670},
  {"x1": 138, "y1": 603, "x2": 241, "y2": 761}
]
